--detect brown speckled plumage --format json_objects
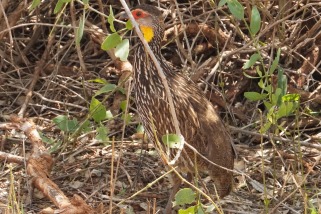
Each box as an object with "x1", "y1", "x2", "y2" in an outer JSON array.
[{"x1": 131, "y1": 4, "x2": 234, "y2": 212}]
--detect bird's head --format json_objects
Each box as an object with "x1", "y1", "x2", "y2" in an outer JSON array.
[{"x1": 125, "y1": 4, "x2": 164, "y2": 43}]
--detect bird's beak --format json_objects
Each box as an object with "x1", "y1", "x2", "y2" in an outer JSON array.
[{"x1": 118, "y1": 11, "x2": 129, "y2": 21}]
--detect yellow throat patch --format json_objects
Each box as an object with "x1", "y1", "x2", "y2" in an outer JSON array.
[{"x1": 140, "y1": 26, "x2": 154, "y2": 42}]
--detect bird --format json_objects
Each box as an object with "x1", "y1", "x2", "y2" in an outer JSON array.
[{"x1": 124, "y1": 4, "x2": 234, "y2": 213}]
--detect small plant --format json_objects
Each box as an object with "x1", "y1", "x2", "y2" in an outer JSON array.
[
  {"x1": 220, "y1": 1, "x2": 301, "y2": 212},
  {"x1": 243, "y1": 49, "x2": 300, "y2": 134},
  {"x1": 7, "y1": 165, "x2": 23, "y2": 214},
  {"x1": 173, "y1": 188, "x2": 223, "y2": 214},
  {"x1": 219, "y1": 0, "x2": 300, "y2": 134},
  {"x1": 173, "y1": 188, "x2": 201, "y2": 214},
  {"x1": 41, "y1": 79, "x2": 126, "y2": 151},
  {"x1": 101, "y1": 6, "x2": 133, "y2": 61}
]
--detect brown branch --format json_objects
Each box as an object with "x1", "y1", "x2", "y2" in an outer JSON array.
[
  {"x1": 164, "y1": 23, "x2": 230, "y2": 49},
  {"x1": 0, "y1": 151, "x2": 24, "y2": 164},
  {"x1": 9, "y1": 115, "x2": 93, "y2": 213}
]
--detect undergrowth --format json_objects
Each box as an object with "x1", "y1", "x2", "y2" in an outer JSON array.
[{"x1": 1, "y1": 0, "x2": 321, "y2": 213}]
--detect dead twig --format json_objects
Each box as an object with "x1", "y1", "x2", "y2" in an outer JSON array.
[
  {"x1": 230, "y1": 126, "x2": 321, "y2": 150},
  {"x1": 9, "y1": 115, "x2": 94, "y2": 214}
]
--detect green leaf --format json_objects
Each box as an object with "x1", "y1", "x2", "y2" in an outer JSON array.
[
  {"x1": 309, "y1": 205, "x2": 318, "y2": 214},
  {"x1": 94, "y1": 83, "x2": 117, "y2": 97},
  {"x1": 162, "y1": 134, "x2": 183, "y2": 149},
  {"x1": 80, "y1": 120, "x2": 91, "y2": 133},
  {"x1": 218, "y1": 0, "x2": 227, "y2": 7},
  {"x1": 54, "y1": 0, "x2": 71, "y2": 14},
  {"x1": 54, "y1": 0, "x2": 65, "y2": 14},
  {"x1": 257, "y1": 66, "x2": 263, "y2": 77},
  {"x1": 258, "y1": 79, "x2": 265, "y2": 89},
  {"x1": 106, "y1": 110, "x2": 113, "y2": 119},
  {"x1": 136, "y1": 124, "x2": 144, "y2": 134},
  {"x1": 277, "y1": 68, "x2": 287, "y2": 97},
  {"x1": 267, "y1": 107, "x2": 277, "y2": 123},
  {"x1": 227, "y1": 0, "x2": 244, "y2": 20},
  {"x1": 197, "y1": 206, "x2": 206, "y2": 214},
  {"x1": 269, "y1": 48, "x2": 281, "y2": 74},
  {"x1": 178, "y1": 206, "x2": 197, "y2": 214},
  {"x1": 126, "y1": 20, "x2": 133, "y2": 30},
  {"x1": 277, "y1": 102, "x2": 294, "y2": 118},
  {"x1": 39, "y1": 132, "x2": 55, "y2": 145},
  {"x1": 243, "y1": 53, "x2": 261, "y2": 69},
  {"x1": 120, "y1": 100, "x2": 127, "y2": 112},
  {"x1": 96, "y1": 124, "x2": 109, "y2": 141},
  {"x1": 244, "y1": 92, "x2": 268, "y2": 101},
  {"x1": 282, "y1": 94, "x2": 300, "y2": 102},
  {"x1": 173, "y1": 188, "x2": 196, "y2": 206},
  {"x1": 39, "y1": 132, "x2": 62, "y2": 153},
  {"x1": 271, "y1": 88, "x2": 282, "y2": 106},
  {"x1": 53, "y1": 115, "x2": 78, "y2": 133},
  {"x1": 263, "y1": 101, "x2": 273, "y2": 111},
  {"x1": 88, "y1": 78, "x2": 108, "y2": 84},
  {"x1": 264, "y1": 198, "x2": 271, "y2": 207},
  {"x1": 67, "y1": 119, "x2": 78, "y2": 132},
  {"x1": 278, "y1": 96, "x2": 299, "y2": 119},
  {"x1": 250, "y1": 6, "x2": 261, "y2": 35},
  {"x1": 101, "y1": 33, "x2": 122, "y2": 51},
  {"x1": 118, "y1": 87, "x2": 126, "y2": 94},
  {"x1": 264, "y1": 84, "x2": 272, "y2": 93},
  {"x1": 90, "y1": 98, "x2": 107, "y2": 122},
  {"x1": 260, "y1": 121, "x2": 272, "y2": 134},
  {"x1": 48, "y1": 140, "x2": 63, "y2": 153},
  {"x1": 178, "y1": 205, "x2": 205, "y2": 214},
  {"x1": 30, "y1": 0, "x2": 41, "y2": 10},
  {"x1": 76, "y1": 13, "x2": 85, "y2": 45},
  {"x1": 52, "y1": 115, "x2": 68, "y2": 130},
  {"x1": 209, "y1": 0, "x2": 215, "y2": 7},
  {"x1": 108, "y1": 5, "x2": 116, "y2": 33},
  {"x1": 82, "y1": 0, "x2": 89, "y2": 5},
  {"x1": 115, "y1": 39, "x2": 130, "y2": 61},
  {"x1": 243, "y1": 72, "x2": 260, "y2": 79},
  {"x1": 205, "y1": 204, "x2": 216, "y2": 213}
]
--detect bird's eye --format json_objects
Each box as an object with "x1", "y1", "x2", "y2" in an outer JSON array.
[{"x1": 132, "y1": 9, "x2": 147, "y2": 19}]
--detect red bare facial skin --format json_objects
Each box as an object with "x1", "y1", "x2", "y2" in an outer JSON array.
[{"x1": 132, "y1": 9, "x2": 150, "y2": 20}]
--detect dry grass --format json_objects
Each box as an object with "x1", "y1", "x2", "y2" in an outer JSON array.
[{"x1": 0, "y1": 0, "x2": 321, "y2": 213}]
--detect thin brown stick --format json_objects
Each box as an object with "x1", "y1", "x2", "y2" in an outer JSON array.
[
  {"x1": 229, "y1": 126, "x2": 321, "y2": 150},
  {"x1": 17, "y1": 30, "x2": 55, "y2": 118},
  {"x1": 108, "y1": 137, "x2": 115, "y2": 213},
  {"x1": 70, "y1": 1, "x2": 87, "y2": 74},
  {"x1": 0, "y1": 151, "x2": 24, "y2": 164}
]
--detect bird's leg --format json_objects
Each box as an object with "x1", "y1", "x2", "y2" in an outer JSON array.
[{"x1": 164, "y1": 173, "x2": 181, "y2": 214}]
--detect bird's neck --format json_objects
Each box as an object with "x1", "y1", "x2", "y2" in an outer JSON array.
[
  {"x1": 134, "y1": 43, "x2": 158, "y2": 73},
  {"x1": 133, "y1": 40, "x2": 170, "y2": 90},
  {"x1": 137, "y1": 38, "x2": 162, "y2": 56}
]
